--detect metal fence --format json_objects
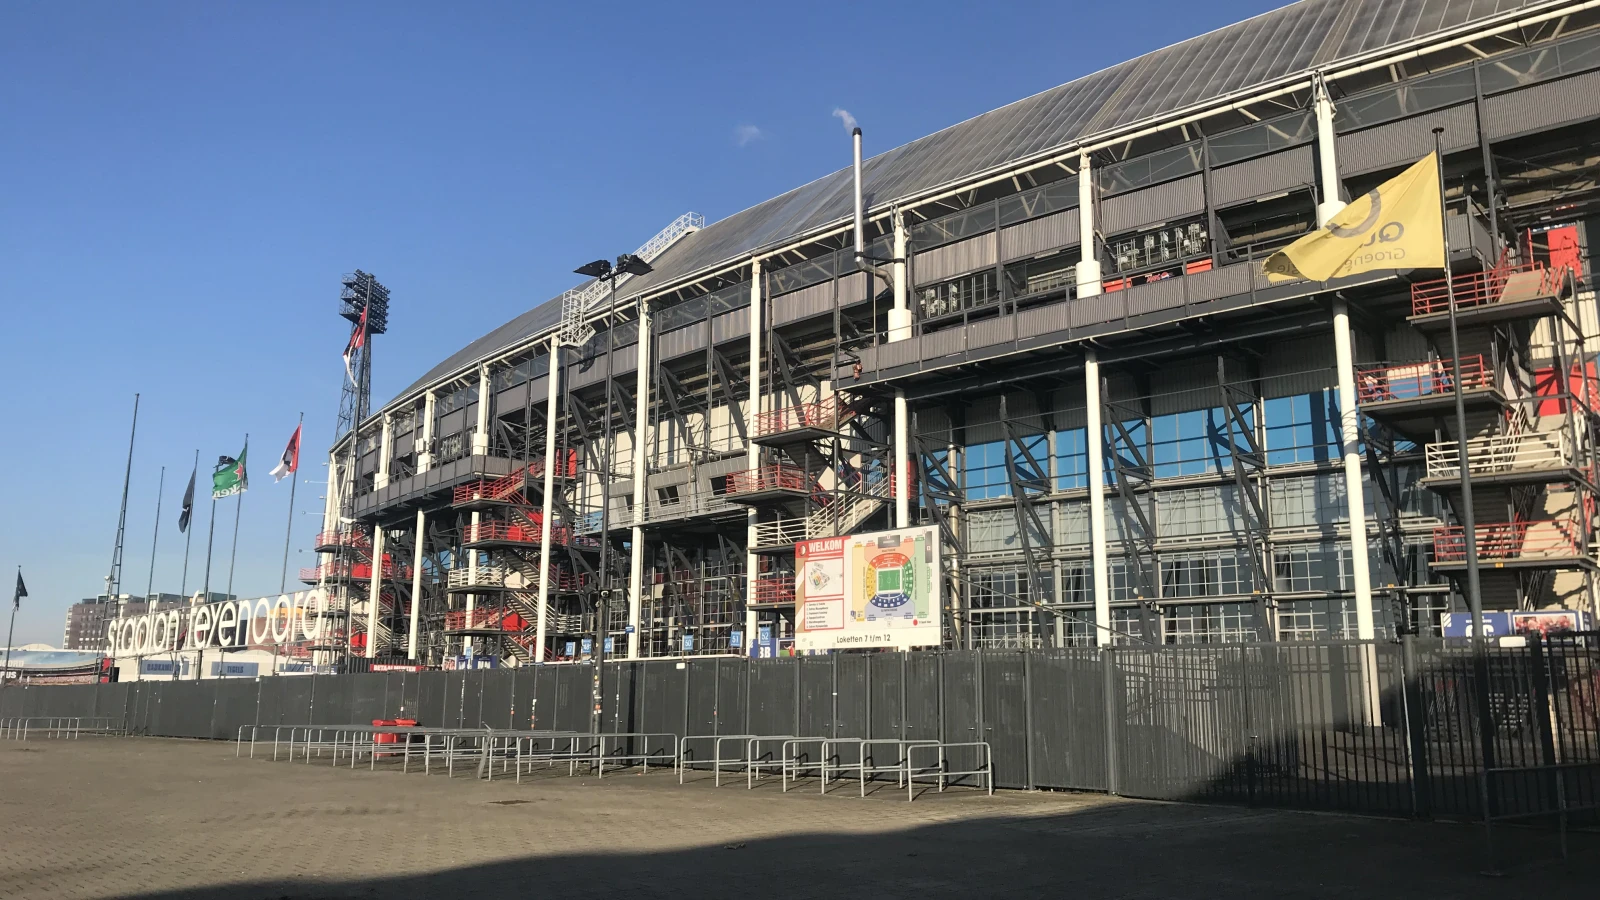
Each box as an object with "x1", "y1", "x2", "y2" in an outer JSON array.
[{"x1": 7, "y1": 635, "x2": 1600, "y2": 822}]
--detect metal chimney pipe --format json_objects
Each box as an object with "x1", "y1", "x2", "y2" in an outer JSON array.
[{"x1": 852, "y1": 126, "x2": 865, "y2": 262}]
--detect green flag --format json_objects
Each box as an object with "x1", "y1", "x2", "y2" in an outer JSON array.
[{"x1": 212, "y1": 441, "x2": 248, "y2": 499}]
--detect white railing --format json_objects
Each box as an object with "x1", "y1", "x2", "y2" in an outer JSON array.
[
  {"x1": 1425, "y1": 431, "x2": 1572, "y2": 479},
  {"x1": 636, "y1": 490, "x2": 741, "y2": 526},
  {"x1": 448, "y1": 565, "x2": 510, "y2": 589},
  {"x1": 752, "y1": 518, "x2": 809, "y2": 549}
]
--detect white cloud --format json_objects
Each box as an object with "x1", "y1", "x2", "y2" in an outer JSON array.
[{"x1": 734, "y1": 124, "x2": 765, "y2": 147}]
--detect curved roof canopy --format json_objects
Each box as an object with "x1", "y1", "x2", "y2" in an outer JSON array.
[{"x1": 397, "y1": 0, "x2": 1541, "y2": 400}]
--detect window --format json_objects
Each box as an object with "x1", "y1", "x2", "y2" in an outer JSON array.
[
  {"x1": 1164, "y1": 602, "x2": 1256, "y2": 643},
  {"x1": 919, "y1": 271, "x2": 997, "y2": 320},
  {"x1": 1109, "y1": 221, "x2": 1209, "y2": 274},
  {"x1": 963, "y1": 441, "x2": 1009, "y2": 500},
  {"x1": 1055, "y1": 427, "x2": 1088, "y2": 489},
  {"x1": 1151, "y1": 408, "x2": 1236, "y2": 478},
  {"x1": 1158, "y1": 485, "x2": 1244, "y2": 537},
  {"x1": 1160, "y1": 550, "x2": 1252, "y2": 599},
  {"x1": 1273, "y1": 544, "x2": 1343, "y2": 593},
  {"x1": 1264, "y1": 390, "x2": 1339, "y2": 465}
]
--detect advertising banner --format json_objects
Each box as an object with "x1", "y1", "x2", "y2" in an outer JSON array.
[{"x1": 794, "y1": 526, "x2": 940, "y2": 652}]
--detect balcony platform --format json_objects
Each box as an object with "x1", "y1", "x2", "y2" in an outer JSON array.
[{"x1": 1408, "y1": 266, "x2": 1573, "y2": 332}]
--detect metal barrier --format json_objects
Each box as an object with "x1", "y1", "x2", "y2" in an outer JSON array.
[
  {"x1": 906, "y1": 742, "x2": 994, "y2": 801},
  {"x1": 857, "y1": 739, "x2": 940, "y2": 797},
  {"x1": 0, "y1": 716, "x2": 119, "y2": 740},
  {"x1": 1481, "y1": 762, "x2": 1600, "y2": 873},
  {"x1": 780, "y1": 737, "x2": 868, "y2": 794}
]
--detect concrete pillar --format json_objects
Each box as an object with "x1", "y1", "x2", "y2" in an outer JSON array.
[
  {"x1": 465, "y1": 510, "x2": 480, "y2": 656},
  {"x1": 472, "y1": 365, "x2": 492, "y2": 455},
  {"x1": 1075, "y1": 153, "x2": 1102, "y2": 299},
  {"x1": 375, "y1": 413, "x2": 392, "y2": 489},
  {"x1": 535, "y1": 339, "x2": 560, "y2": 663},
  {"x1": 407, "y1": 510, "x2": 425, "y2": 660},
  {"x1": 745, "y1": 258, "x2": 763, "y2": 654},
  {"x1": 1085, "y1": 351, "x2": 1111, "y2": 646},
  {"x1": 418, "y1": 391, "x2": 437, "y2": 473},
  {"x1": 889, "y1": 214, "x2": 911, "y2": 528},
  {"x1": 628, "y1": 297, "x2": 651, "y2": 660},
  {"x1": 366, "y1": 525, "x2": 384, "y2": 658},
  {"x1": 1333, "y1": 303, "x2": 1375, "y2": 642},
  {"x1": 1314, "y1": 74, "x2": 1348, "y2": 225}
]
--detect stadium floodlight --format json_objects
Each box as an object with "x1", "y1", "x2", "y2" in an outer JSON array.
[
  {"x1": 574, "y1": 259, "x2": 612, "y2": 278},
  {"x1": 615, "y1": 253, "x2": 653, "y2": 277}
]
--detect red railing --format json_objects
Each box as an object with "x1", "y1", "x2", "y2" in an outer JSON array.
[
  {"x1": 1432, "y1": 519, "x2": 1584, "y2": 562},
  {"x1": 313, "y1": 529, "x2": 370, "y2": 550},
  {"x1": 1411, "y1": 263, "x2": 1566, "y2": 316},
  {"x1": 1355, "y1": 355, "x2": 1493, "y2": 404},
  {"x1": 751, "y1": 574, "x2": 796, "y2": 606},
  {"x1": 444, "y1": 609, "x2": 529, "y2": 632},
  {"x1": 451, "y1": 453, "x2": 580, "y2": 505},
  {"x1": 298, "y1": 562, "x2": 412, "y2": 582},
  {"x1": 466, "y1": 520, "x2": 573, "y2": 546},
  {"x1": 753, "y1": 397, "x2": 844, "y2": 438},
  {"x1": 725, "y1": 464, "x2": 816, "y2": 496}
]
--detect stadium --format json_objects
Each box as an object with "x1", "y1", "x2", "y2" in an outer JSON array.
[{"x1": 313, "y1": 0, "x2": 1600, "y2": 668}]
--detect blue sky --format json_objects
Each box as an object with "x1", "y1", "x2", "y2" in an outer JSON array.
[{"x1": 0, "y1": 0, "x2": 1280, "y2": 645}]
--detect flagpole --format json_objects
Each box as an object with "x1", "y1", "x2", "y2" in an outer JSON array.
[
  {"x1": 201, "y1": 492, "x2": 217, "y2": 680},
  {"x1": 281, "y1": 415, "x2": 303, "y2": 594},
  {"x1": 180, "y1": 450, "x2": 198, "y2": 598},
  {"x1": 145, "y1": 466, "x2": 165, "y2": 600},
  {"x1": 2, "y1": 568, "x2": 18, "y2": 691},
  {"x1": 226, "y1": 435, "x2": 248, "y2": 603}
]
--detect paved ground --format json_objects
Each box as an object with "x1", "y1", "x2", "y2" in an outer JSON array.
[{"x1": 0, "y1": 736, "x2": 1594, "y2": 899}]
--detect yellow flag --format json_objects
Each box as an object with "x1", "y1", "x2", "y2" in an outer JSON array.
[{"x1": 1262, "y1": 152, "x2": 1444, "y2": 283}]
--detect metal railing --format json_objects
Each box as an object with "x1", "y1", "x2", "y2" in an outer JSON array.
[
  {"x1": 750, "y1": 574, "x2": 795, "y2": 606},
  {"x1": 753, "y1": 396, "x2": 846, "y2": 438},
  {"x1": 313, "y1": 529, "x2": 370, "y2": 551},
  {"x1": 1425, "y1": 431, "x2": 1572, "y2": 479},
  {"x1": 447, "y1": 565, "x2": 510, "y2": 589},
  {"x1": 1433, "y1": 519, "x2": 1584, "y2": 562},
  {"x1": 724, "y1": 464, "x2": 816, "y2": 496},
  {"x1": 299, "y1": 562, "x2": 411, "y2": 583},
  {"x1": 1411, "y1": 263, "x2": 1567, "y2": 315},
  {"x1": 1355, "y1": 355, "x2": 1494, "y2": 403},
  {"x1": 751, "y1": 518, "x2": 808, "y2": 549}
]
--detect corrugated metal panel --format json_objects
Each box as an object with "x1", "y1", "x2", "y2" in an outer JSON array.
[
  {"x1": 1100, "y1": 175, "x2": 1205, "y2": 235},
  {"x1": 1001, "y1": 209, "x2": 1080, "y2": 261},
  {"x1": 1125, "y1": 277, "x2": 1186, "y2": 317},
  {"x1": 1211, "y1": 145, "x2": 1315, "y2": 207},
  {"x1": 1484, "y1": 70, "x2": 1600, "y2": 139},
  {"x1": 711, "y1": 310, "x2": 748, "y2": 344},
  {"x1": 438, "y1": 409, "x2": 466, "y2": 436},
  {"x1": 1185, "y1": 264, "x2": 1254, "y2": 305},
  {"x1": 401, "y1": 0, "x2": 1541, "y2": 399},
  {"x1": 968, "y1": 315, "x2": 1016, "y2": 351},
  {"x1": 921, "y1": 327, "x2": 966, "y2": 361},
  {"x1": 1337, "y1": 103, "x2": 1478, "y2": 176},
  {"x1": 570, "y1": 344, "x2": 637, "y2": 389},
  {"x1": 701, "y1": 456, "x2": 747, "y2": 478},
  {"x1": 495, "y1": 383, "x2": 527, "y2": 414},
  {"x1": 1150, "y1": 358, "x2": 1222, "y2": 415},
  {"x1": 1016, "y1": 300, "x2": 1072, "y2": 338},
  {"x1": 1262, "y1": 334, "x2": 1337, "y2": 398},
  {"x1": 772, "y1": 280, "x2": 835, "y2": 325},
  {"x1": 649, "y1": 465, "x2": 693, "y2": 488},
  {"x1": 836, "y1": 271, "x2": 869, "y2": 307},
  {"x1": 1070, "y1": 293, "x2": 1125, "y2": 328},
  {"x1": 658, "y1": 325, "x2": 702, "y2": 362},
  {"x1": 878, "y1": 340, "x2": 921, "y2": 369},
  {"x1": 914, "y1": 232, "x2": 997, "y2": 285}
]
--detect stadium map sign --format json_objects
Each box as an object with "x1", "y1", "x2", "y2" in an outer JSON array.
[{"x1": 794, "y1": 526, "x2": 940, "y2": 651}]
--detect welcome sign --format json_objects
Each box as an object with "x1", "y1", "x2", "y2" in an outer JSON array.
[{"x1": 105, "y1": 589, "x2": 333, "y2": 657}]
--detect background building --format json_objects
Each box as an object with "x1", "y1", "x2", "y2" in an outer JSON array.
[{"x1": 317, "y1": 0, "x2": 1600, "y2": 665}]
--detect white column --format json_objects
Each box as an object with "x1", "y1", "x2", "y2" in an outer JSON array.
[
  {"x1": 407, "y1": 510, "x2": 425, "y2": 660},
  {"x1": 465, "y1": 510, "x2": 480, "y2": 656},
  {"x1": 745, "y1": 258, "x2": 763, "y2": 653},
  {"x1": 1314, "y1": 74, "x2": 1348, "y2": 225},
  {"x1": 535, "y1": 339, "x2": 559, "y2": 663},
  {"x1": 417, "y1": 391, "x2": 437, "y2": 473},
  {"x1": 889, "y1": 214, "x2": 912, "y2": 528},
  {"x1": 365, "y1": 526, "x2": 384, "y2": 658},
  {"x1": 375, "y1": 414, "x2": 392, "y2": 489},
  {"x1": 628, "y1": 298, "x2": 651, "y2": 660},
  {"x1": 472, "y1": 364, "x2": 492, "y2": 455},
  {"x1": 1075, "y1": 153, "x2": 1102, "y2": 299},
  {"x1": 1085, "y1": 351, "x2": 1111, "y2": 646},
  {"x1": 1334, "y1": 303, "x2": 1375, "y2": 640}
]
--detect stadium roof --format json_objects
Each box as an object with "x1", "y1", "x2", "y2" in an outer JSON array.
[{"x1": 398, "y1": 0, "x2": 1544, "y2": 400}]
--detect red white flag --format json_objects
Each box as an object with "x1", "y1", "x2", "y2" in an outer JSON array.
[
  {"x1": 342, "y1": 305, "x2": 368, "y2": 387},
  {"x1": 270, "y1": 424, "x2": 302, "y2": 482}
]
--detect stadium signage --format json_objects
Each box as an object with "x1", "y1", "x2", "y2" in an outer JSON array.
[{"x1": 105, "y1": 589, "x2": 330, "y2": 656}]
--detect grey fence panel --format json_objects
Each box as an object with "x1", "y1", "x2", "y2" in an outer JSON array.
[
  {"x1": 157, "y1": 681, "x2": 218, "y2": 738},
  {"x1": 904, "y1": 653, "x2": 940, "y2": 744},
  {"x1": 748, "y1": 659, "x2": 795, "y2": 736},
  {"x1": 832, "y1": 654, "x2": 868, "y2": 765},
  {"x1": 478, "y1": 669, "x2": 514, "y2": 729},
  {"x1": 640, "y1": 661, "x2": 687, "y2": 740},
  {"x1": 463, "y1": 671, "x2": 488, "y2": 727},
  {"x1": 96, "y1": 683, "x2": 132, "y2": 728},
  {"x1": 981, "y1": 651, "x2": 1029, "y2": 789},
  {"x1": 348, "y1": 674, "x2": 390, "y2": 724},
  {"x1": 867, "y1": 654, "x2": 904, "y2": 740},
  {"x1": 533, "y1": 666, "x2": 561, "y2": 730},
  {"x1": 127, "y1": 683, "x2": 153, "y2": 734},
  {"x1": 0, "y1": 686, "x2": 24, "y2": 718},
  {"x1": 510, "y1": 667, "x2": 537, "y2": 731},
  {"x1": 209, "y1": 679, "x2": 260, "y2": 740},
  {"x1": 395, "y1": 671, "x2": 423, "y2": 722},
  {"x1": 415, "y1": 671, "x2": 448, "y2": 727},
  {"x1": 942, "y1": 653, "x2": 983, "y2": 782},
  {"x1": 382, "y1": 672, "x2": 407, "y2": 719},
  {"x1": 715, "y1": 657, "x2": 748, "y2": 736},
  {"x1": 1029, "y1": 651, "x2": 1108, "y2": 791},
  {"x1": 441, "y1": 672, "x2": 467, "y2": 729},
  {"x1": 311, "y1": 674, "x2": 354, "y2": 726},
  {"x1": 686, "y1": 659, "x2": 719, "y2": 736},
  {"x1": 798, "y1": 657, "x2": 834, "y2": 739},
  {"x1": 554, "y1": 665, "x2": 590, "y2": 732},
  {"x1": 279, "y1": 676, "x2": 315, "y2": 725},
  {"x1": 1114, "y1": 647, "x2": 1246, "y2": 803},
  {"x1": 604, "y1": 662, "x2": 642, "y2": 735}
]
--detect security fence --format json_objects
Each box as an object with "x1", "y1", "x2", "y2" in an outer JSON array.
[{"x1": 5, "y1": 636, "x2": 1600, "y2": 822}]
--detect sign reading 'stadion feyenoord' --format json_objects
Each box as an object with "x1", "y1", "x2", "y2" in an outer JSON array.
[
  {"x1": 794, "y1": 526, "x2": 941, "y2": 652},
  {"x1": 105, "y1": 589, "x2": 334, "y2": 657}
]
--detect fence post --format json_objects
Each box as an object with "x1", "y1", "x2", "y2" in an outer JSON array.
[
  {"x1": 1102, "y1": 647, "x2": 1119, "y2": 796},
  {"x1": 1401, "y1": 635, "x2": 1433, "y2": 818}
]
